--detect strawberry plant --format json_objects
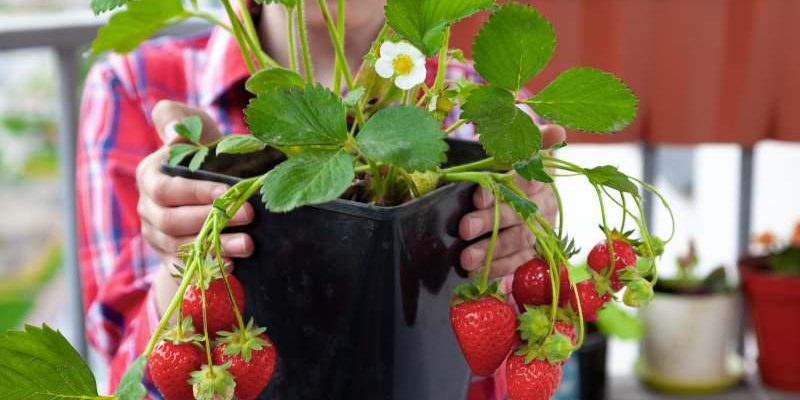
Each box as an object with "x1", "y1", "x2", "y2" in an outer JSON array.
[{"x1": 0, "y1": 0, "x2": 677, "y2": 399}]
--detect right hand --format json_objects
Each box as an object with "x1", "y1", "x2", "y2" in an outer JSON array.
[{"x1": 136, "y1": 101, "x2": 255, "y2": 310}]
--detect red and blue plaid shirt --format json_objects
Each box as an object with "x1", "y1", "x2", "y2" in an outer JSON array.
[{"x1": 77, "y1": 10, "x2": 511, "y2": 400}]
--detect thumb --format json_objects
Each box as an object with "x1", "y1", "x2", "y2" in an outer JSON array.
[
  {"x1": 540, "y1": 124, "x2": 567, "y2": 149},
  {"x1": 151, "y1": 100, "x2": 223, "y2": 145}
]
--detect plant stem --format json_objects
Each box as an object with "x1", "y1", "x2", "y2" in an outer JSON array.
[
  {"x1": 441, "y1": 157, "x2": 501, "y2": 174},
  {"x1": 444, "y1": 119, "x2": 467, "y2": 135},
  {"x1": 432, "y1": 26, "x2": 451, "y2": 93},
  {"x1": 197, "y1": 254, "x2": 215, "y2": 369},
  {"x1": 593, "y1": 184, "x2": 616, "y2": 280},
  {"x1": 285, "y1": 6, "x2": 299, "y2": 72},
  {"x1": 332, "y1": 0, "x2": 345, "y2": 93},
  {"x1": 549, "y1": 182, "x2": 564, "y2": 241},
  {"x1": 630, "y1": 176, "x2": 676, "y2": 243},
  {"x1": 219, "y1": 0, "x2": 258, "y2": 73},
  {"x1": 187, "y1": 10, "x2": 233, "y2": 34},
  {"x1": 237, "y1": 0, "x2": 278, "y2": 69},
  {"x1": 316, "y1": 0, "x2": 354, "y2": 90},
  {"x1": 480, "y1": 184, "x2": 502, "y2": 291},
  {"x1": 296, "y1": 0, "x2": 314, "y2": 83}
]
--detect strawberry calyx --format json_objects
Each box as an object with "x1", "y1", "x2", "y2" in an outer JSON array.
[
  {"x1": 451, "y1": 278, "x2": 504, "y2": 306},
  {"x1": 190, "y1": 362, "x2": 236, "y2": 400},
  {"x1": 517, "y1": 306, "x2": 551, "y2": 343},
  {"x1": 192, "y1": 258, "x2": 227, "y2": 291},
  {"x1": 215, "y1": 318, "x2": 270, "y2": 363},
  {"x1": 586, "y1": 269, "x2": 616, "y2": 298},
  {"x1": 162, "y1": 316, "x2": 203, "y2": 344},
  {"x1": 636, "y1": 236, "x2": 665, "y2": 258},
  {"x1": 515, "y1": 306, "x2": 576, "y2": 364}
]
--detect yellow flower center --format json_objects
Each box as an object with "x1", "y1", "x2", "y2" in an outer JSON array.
[{"x1": 392, "y1": 54, "x2": 414, "y2": 75}]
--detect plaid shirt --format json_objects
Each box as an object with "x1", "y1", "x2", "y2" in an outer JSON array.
[{"x1": 77, "y1": 9, "x2": 508, "y2": 400}]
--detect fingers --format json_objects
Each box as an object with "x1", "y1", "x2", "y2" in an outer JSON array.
[
  {"x1": 485, "y1": 248, "x2": 537, "y2": 279},
  {"x1": 460, "y1": 225, "x2": 535, "y2": 271},
  {"x1": 137, "y1": 162, "x2": 230, "y2": 207},
  {"x1": 471, "y1": 175, "x2": 545, "y2": 210},
  {"x1": 540, "y1": 124, "x2": 567, "y2": 149},
  {"x1": 142, "y1": 220, "x2": 254, "y2": 259},
  {"x1": 151, "y1": 100, "x2": 223, "y2": 145},
  {"x1": 138, "y1": 196, "x2": 254, "y2": 236},
  {"x1": 459, "y1": 203, "x2": 524, "y2": 241}
]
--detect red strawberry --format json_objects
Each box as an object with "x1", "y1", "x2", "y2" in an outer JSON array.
[
  {"x1": 570, "y1": 280, "x2": 611, "y2": 322},
  {"x1": 148, "y1": 340, "x2": 204, "y2": 400},
  {"x1": 554, "y1": 321, "x2": 577, "y2": 345},
  {"x1": 506, "y1": 355, "x2": 563, "y2": 400},
  {"x1": 588, "y1": 239, "x2": 637, "y2": 291},
  {"x1": 512, "y1": 258, "x2": 571, "y2": 311},
  {"x1": 450, "y1": 296, "x2": 517, "y2": 376},
  {"x1": 213, "y1": 319, "x2": 276, "y2": 400},
  {"x1": 183, "y1": 272, "x2": 245, "y2": 337}
]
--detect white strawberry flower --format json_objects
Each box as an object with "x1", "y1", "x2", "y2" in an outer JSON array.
[{"x1": 375, "y1": 40, "x2": 427, "y2": 90}]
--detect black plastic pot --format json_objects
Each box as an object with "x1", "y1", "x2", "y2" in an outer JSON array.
[
  {"x1": 577, "y1": 325, "x2": 607, "y2": 400},
  {"x1": 163, "y1": 139, "x2": 486, "y2": 400}
]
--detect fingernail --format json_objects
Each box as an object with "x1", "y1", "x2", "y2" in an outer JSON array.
[
  {"x1": 164, "y1": 121, "x2": 179, "y2": 143},
  {"x1": 468, "y1": 216, "x2": 484, "y2": 237},
  {"x1": 212, "y1": 185, "x2": 229, "y2": 199}
]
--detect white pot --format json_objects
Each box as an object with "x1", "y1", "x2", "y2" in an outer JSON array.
[{"x1": 638, "y1": 291, "x2": 742, "y2": 393}]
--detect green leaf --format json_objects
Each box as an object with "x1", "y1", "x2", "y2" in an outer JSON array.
[
  {"x1": 597, "y1": 302, "x2": 642, "y2": 340},
  {"x1": 188, "y1": 146, "x2": 209, "y2": 172},
  {"x1": 91, "y1": 0, "x2": 185, "y2": 54},
  {"x1": 175, "y1": 115, "x2": 203, "y2": 144},
  {"x1": 527, "y1": 67, "x2": 638, "y2": 133},
  {"x1": 473, "y1": 3, "x2": 555, "y2": 91},
  {"x1": 115, "y1": 355, "x2": 147, "y2": 400},
  {"x1": 356, "y1": 106, "x2": 447, "y2": 172},
  {"x1": 461, "y1": 86, "x2": 541, "y2": 164},
  {"x1": 245, "y1": 85, "x2": 348, "y2": 146},
  {"x1": 261, "y1": 150, "x2": 355, "y2": 212},
  {"x1": 168, "y1": 144, "x2": 198, "y2": 167},
  {"x1": 585, "y1": 165, "x2": 639, "y2": 196},
  {"x1": 245, "y1": 68, "x2": 305, "y2": 94},
  {"x1": 513, "y1": 153, "x2": 553, "y2": 183},
  {"x1": 567, "y1": 263, "x2": 592, "y2": 284},
  {"x1": 385, "y1": 0, "x2": 495, "y2": 56},
  {"x1": 0, "y1": 325, "x2": 104, "y2": 400},
  {"x1": 217, "y1": 135, "x2": 267, "y2": 155},
  {"x1": 91, "y1": 0, "x2": 129, "y2": 14},
  {"x1": 497, "y1": 184, "x2": 538, "y2": 220},
  {"x1": 343, "y1": 87, "x2": 366, "y2": 108}
]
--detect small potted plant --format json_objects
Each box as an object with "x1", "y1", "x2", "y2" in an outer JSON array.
[
  {"x1": 0, "y1": 1, "x2": 676, "y2": 399},
  {"x1": 637, "y1": 241, "x2": 741, "y2": 394},
  {"x1": 740, "y1": 225, "x2": 800, "y2": 392}
]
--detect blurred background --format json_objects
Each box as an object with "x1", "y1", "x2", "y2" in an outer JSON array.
[{"x1": 0, "y1": 0, "x2": 797, "y2": 399}]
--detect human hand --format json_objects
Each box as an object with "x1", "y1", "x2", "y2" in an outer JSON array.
[{"x1": 458, "y1": 124, "x2": 567, "y2": 279}]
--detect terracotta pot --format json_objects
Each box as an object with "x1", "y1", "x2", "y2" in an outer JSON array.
[{"x1": 740, "y1": 256, "x2": 800, "y2": 392}]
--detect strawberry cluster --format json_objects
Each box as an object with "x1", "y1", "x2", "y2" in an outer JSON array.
[
  {"x1": 451, "y1": 230, "x2": 658, "y2": 400},
  {"x1": 147, "y1": 262, "x2": 276, "y2": 400}
]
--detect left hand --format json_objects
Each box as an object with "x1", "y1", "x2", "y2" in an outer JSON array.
[{"x1": 458, "y1": 124, "x2": 567, "y2": 279}]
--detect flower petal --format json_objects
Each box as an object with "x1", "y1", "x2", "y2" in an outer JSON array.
[
  {"x1": 379, "y1": 41, "x2": 400, "y2": 59},
  {"x1": 408, "y1": 64, "x2": 427, "y2": 85},
  {"x1": 375, "y1": 57, "x2": 394, "y2": 78},
  {"x1": 395, "y1": 73, "x2": 422, "y2": 90},
  {"x1": 394, "y1": 41, "x2": 424, "y2": 61}
]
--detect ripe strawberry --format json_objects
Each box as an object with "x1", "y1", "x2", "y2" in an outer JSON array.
[
  {"x1": 512, "y1": 258, "x2": 571, "y2": 311},
  {"x1": 213, "y1": 319, "x2": 276, "y2": 400},
  {"x1": 570, "y1": 280, "x2": 611, "y2": 322},
  {"x1": 506, "y1": 355, "x2": 563, "y2": 400},
  {"x1": 588, "y1": 239, "x2": 637, "y2": 291},
  {"x1": 450, "y1": 296, "x2": 517, "y2": 376},
  {"x1": 147, "y1": 318, "x2": 204, "y2": 400},
  {"x1": 553, "y1": 321, "x2": 576, "y2": 345},
  {"x1": 182, "y1": 271, "x2": 245, "y2": 337}
]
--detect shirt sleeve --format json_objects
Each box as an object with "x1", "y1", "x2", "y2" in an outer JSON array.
[{"x1": 76, "y1": 55, "x2": 163, "y2": 390}]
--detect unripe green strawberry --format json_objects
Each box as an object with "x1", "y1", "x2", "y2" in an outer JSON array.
[
  {"x1": 542, "y1": 333, "x2": 572, "y2": 363},
  {"x1": 409, "y1": 171, "x2": 440, "y2": 196},
  {"x1": 623, "y1": 278, "x2": 654, "y2": 307}
]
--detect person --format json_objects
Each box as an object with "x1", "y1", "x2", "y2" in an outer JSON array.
[{"x1": 77, "y1": 1, "x2": 566, "y2": 398}]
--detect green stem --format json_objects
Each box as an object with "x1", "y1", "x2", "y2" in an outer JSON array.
[
  {"x1": 593, "y1": 184, "x2": 616, "y2": 281},
  {"x1": 316, "y1": 0, "x2": 353, "y2": 89},
  {"x1": 480, "y1": 184, "x2": 502, "y2": 290},
  {"x1": 549, "y1": 182, "x2": 564, "y2": 241},
  {"x1": 432, "y1": 26, "x2": 451, "y2": 92},
  {"x1": 187, "y1": 10, "x2": 233, "y2": 35},
  {"x1": 197, "y1": 252, "x2": 214, "y2": 369},
  {"x1": 296, "y1": 0, "x2": 314, "y2": 83},
  {"x1": 219, "y1": 0, "x2": 258, "y2": 73},
  {"x1": 237, "y1": 0, "x2": 277, "y2": 69},
  {"x1": 620, "y1": 191, "x2": 627, "y2": 231},
  {"x1": 286, "y1": 6, "x2": 299, "y2": 72},
  {"x1": 630, "y1": 176, "x2": 676, "y2": 243},
  {"x1": 444, "y1": 119, "x2": 467, "y2": 134},
  {"x1": 397, "y1": 168, "x2": 420, "y2": 199},
  {"x1": 441, "y1": 157, "x2": 503, "y2": 174},
  {"x1": 332, "y1": 0, "x2": 345, "y2": 93},
  {"x1": 213, "y1": 217, "x2": 246, "y2": 332},
  {"x1": 633, "y1": 197, "x2": 658, "y2": 285}
]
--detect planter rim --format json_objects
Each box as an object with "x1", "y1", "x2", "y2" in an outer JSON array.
[
  {"x1": 738, "y1": 255, "x2": 800, "y2": 282},
  {"x1": 162, "y1": 138, "x2": 481, "y2": 222}
]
